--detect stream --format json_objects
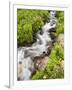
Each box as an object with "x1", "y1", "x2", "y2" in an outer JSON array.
[{"x1": 17, "y1": 11, "x2": 57, "y2": 80}]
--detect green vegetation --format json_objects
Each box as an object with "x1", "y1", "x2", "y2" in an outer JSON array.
[
  {"x1": 32, "y1": 11, "x2": 64, "y2": 80},
  {"x1": 56, "y1": 11, "x2": 64, "y2": 35},
  {"x1": 17, "y1": 9, "x2": 64, "y2": 79},
  {"x1": 17, "y1": 9, "x2": 49, "y2": 46},
  {"x1": 32, "y1": 43, "x2": 64, "y2": 79}
]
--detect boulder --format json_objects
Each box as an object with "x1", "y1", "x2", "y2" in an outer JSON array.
[
  {"x1": 34, "y1": 56, "x2": 49, "y2": 70},
  {"x1": 17, "y1": 62, "x2": 24, "y2": 80}
]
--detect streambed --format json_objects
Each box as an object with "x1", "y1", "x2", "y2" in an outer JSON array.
[{"x1": 17, "y1": 11, "x2": 64, "y2": 80}]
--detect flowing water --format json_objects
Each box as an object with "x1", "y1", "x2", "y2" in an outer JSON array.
[{"x1": 17, "y1": 11, "x2": 57, "y2": 80}]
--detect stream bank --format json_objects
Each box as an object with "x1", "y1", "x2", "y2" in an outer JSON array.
[{"x1": 17, "y1": 10, "x2": 64, "y2": 80}]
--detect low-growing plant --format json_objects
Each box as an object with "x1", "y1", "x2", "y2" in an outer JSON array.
[
  {"x1": 32, "y1": 43, "x2": 64, "y2": 80},
  {"x1": 17, "y1": 9, "x2": 49, "y2": 46},
  {"x1": 56, "y1": 11, "x2": 64, "y2": 35}
]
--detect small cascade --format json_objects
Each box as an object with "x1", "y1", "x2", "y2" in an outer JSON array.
[{"x1": 17, "y1": 11, "x2": 57, "y2": 80}]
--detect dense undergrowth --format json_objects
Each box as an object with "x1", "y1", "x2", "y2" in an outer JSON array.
[
  {"x1": 17, "y1": 9, "x2": 64, "y2": 79},
  {"x1": 17, "y1": 9, "x2": 49, "y2": 46},
  {"x1": 32, "y1": 42, "x2": 64, "y2": 79}
]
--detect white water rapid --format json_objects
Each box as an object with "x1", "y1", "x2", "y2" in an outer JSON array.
[{"x1": 17, "y1": 11, "x2": 57, "y2": 80}]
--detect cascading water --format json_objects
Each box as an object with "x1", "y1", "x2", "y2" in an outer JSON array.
[{"x1": 17, "y1": 11, "x2": 57, "y2": 80}]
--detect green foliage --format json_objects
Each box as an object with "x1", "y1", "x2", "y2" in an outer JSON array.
[
  {"x1": 32, "y1": 11, "x2": 64, "y2": 80},
  {"x1": 32, "y1": 17, "x2": 44, "y2": 33},
  {"x1": 32, "y1": 70, "x2": 44, "y2": 80},
  {"x1": 17, "y1": 23, "x2": 33, "y2": 46},
  {"x1": 32, "y1": 43, "x2": 64, "y2": 80},
  {"x1": 49, "y1": 43, "x2": 64, "y2": 63},
  {"x1": 56, "y1": 11, "x2": 64, "y2": 35},
  {"x1": 45, "y1": 43, "x2": 64, "y2": 79},
  {"x1": 17, "y1": 10, "x2": 64, "y2": 79},
  {"x1": 17, "y1": 9, "x2": 49, "y2": 46}
]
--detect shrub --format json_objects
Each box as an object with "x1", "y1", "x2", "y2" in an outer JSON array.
[
  {"x1": 56, "y1": 11, "x2": 64, "y2": 35},
  {"x1": 32, "y1": 43, "x2": 64, "y2": 80},
  {"x1": 17, "y1": 9, "x2": 49, "y2": 46},
  {"x1": 32, "y1": 11, "x2": 64, "y2": 80},
  {"x1": 17, "y1": 23, "x2": 33, "y2": 46}
]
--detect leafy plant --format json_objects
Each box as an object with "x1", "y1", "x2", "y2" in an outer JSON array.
[
  {"x1": 56, "y1": 11, "x2": 64, "y2": 35},
  {"x1": 32, "y1": 11, "x2": 64, "y2": 80},
  {"x1": 32, "y1": 43, "x2": 64, "y2": 80},
  {"x1": 17, "y1": 9, "x2": 49, "y2": 46},
  {"x1": 17, "y1": 10, "x2": 64, "y2": 79}
]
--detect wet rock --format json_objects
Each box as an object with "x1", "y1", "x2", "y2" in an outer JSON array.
[
  {"x1": 49, "y1": 28, "x2": 56, "y2": 33},
  {"x1": 17, "y1": 62, "x2": 24, "y2": 80},
  {"x1": 34, "y1": 56, "x2": 49, "y2": 70},
  {"x1": 17, "y1": 11, "x2": 57, "y2": 80}
]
